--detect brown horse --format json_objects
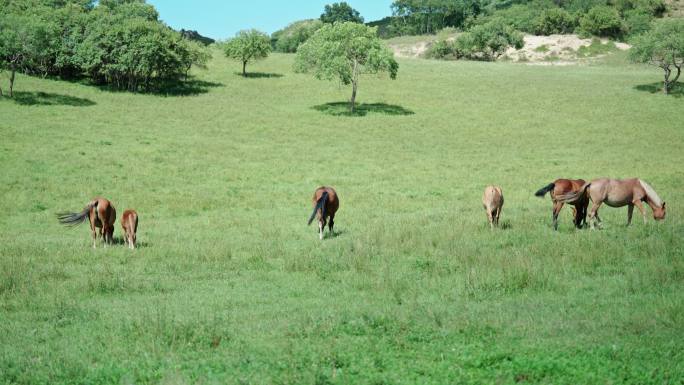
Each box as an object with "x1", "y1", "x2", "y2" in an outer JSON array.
[
  {"x1": 58, "y1": 197, "x2": 116, "y2": 248},
  {"x1": 307, "y1": 186, "x2": 339, "y2": 240},
  {"x1": 121, "y1": 209, "x2": 138, "y2": 249},
  {"x1": 535, "y1": 179, "x2": 589, "y2": 230},
  {"x1": 482, "y1": 185, "x2": 504, "y2": 229},
  {"x1": 556, "y1": 178, "x2": 666, "y2": 229}
]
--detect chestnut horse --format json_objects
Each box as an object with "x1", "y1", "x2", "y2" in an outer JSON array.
[
  {"x1": 556, "y1": 178, "x2": 666, "y2": 229},
  {"x1": 482, "y1": 185, "x2": 504, "y2": 229},
  {"x1": 535, "y1": 179, "x2": 589, "y2": 230},
  {"x1": 307, "y1": 186, "x2": 339, "y2": 240},
  {"x1": 58, "y1": 197, "x2": 116, "y2": 248},
  {"x1": 121, "y1": 209, "x2": 138, "y2": 249}
]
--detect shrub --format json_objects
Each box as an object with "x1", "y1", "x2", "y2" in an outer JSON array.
[
  {"x1": 535, "y1": 8, "x2": 577, "y2": 35},
  {"x1": 426, "y1": 39, "x2": 459, "y2": 59},
  {"x1": 579, "y1": 6, "x2": 624, "y2": 38},
  {"x1": 456, "y1": 19, "x2": 524, "y2": 61},
  {"x1": 623, "y1": 9, "x2": 653, "y2": 37},
  {"x1": 271, "y1": 19, "x2": 323, "y2": 53}
]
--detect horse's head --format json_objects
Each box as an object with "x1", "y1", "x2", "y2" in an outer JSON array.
[{"x1": 653, "y1": 202, "x2": 666, "y2": 221}]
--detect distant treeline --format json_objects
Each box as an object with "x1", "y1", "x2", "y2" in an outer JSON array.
[{"x1": 0, "y1": 0, "x2": 211, "y2": 94}]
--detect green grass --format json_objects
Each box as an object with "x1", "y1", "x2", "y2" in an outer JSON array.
[{"x1": 1, "y1": 52, "x2": 683, "y2": 384}]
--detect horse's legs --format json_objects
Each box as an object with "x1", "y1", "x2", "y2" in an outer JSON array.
[
  {"x1": 588, "y1": 201, "x2": 602, "y2": 230},
  {"x1": 487, "y1": 208, "x2": 494, "y2": 229},
  {"x1": 495, "y1": 208, "x2": 501, "y2": 227},
  {"x1": 633, "y1": 200, "x2": 647, "y2": 224},
  {"x1": 552, "y1": 201, "x2": 564, "y2": 231},
  {"x1": 328, "y1": 215, "x2": 335, "y2": 235},
  {"x1": 627, "y1": 204, "x2": 634, "y2": 226},
  {"x1": 318, "y1": 219, "x2": 325, "y2": 240}
]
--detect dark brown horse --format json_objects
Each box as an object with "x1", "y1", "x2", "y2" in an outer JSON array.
[
  {"x1": 58, "y1": 197, "x2": 116, "y2": 248},
  {"x1": 535, "y1": 179, "x2": 589, "y2": 230},
  {"x1": 121, "y1": 209, "x2": 138, "y2": 249},
  {"x1": 556, "y1": 178, "x2": 666, "y2": 229},
  {"x1": 307, "y1": 186, "x2": 339, "y2": 240}
]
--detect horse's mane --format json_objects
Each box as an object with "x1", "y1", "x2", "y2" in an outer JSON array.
[{"x1": 639, "y1": 179, "x2": 663, "y2": 208}]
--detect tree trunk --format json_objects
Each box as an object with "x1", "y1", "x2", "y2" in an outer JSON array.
[
  {"x1": 350, "y1": 59, "x2": 359, "y2": 113},
  {"x1": 9, "y1": 68, "x2": 15, "y2": 98},
  {"x1": 242, "y1": 61, "x2": 247, "y2": 77},
  {"x1": 663, "y1": 66, "x2": 671, "y2": 95}
]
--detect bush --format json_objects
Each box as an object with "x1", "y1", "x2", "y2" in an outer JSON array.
[
  {"x1": 271, "y1": 19, "x2": 323, "y2": 53},
  {"x1": 623, "y1": 9, "x2": 653, "y2": 37},
  {"x1": 535, "y1": 8, "x2": 577, "y2": 35},
  {"x1": 426, "y1": 39, "x2": 459, "y2": 59},
  {"x1": 579, "y1": 6, "x2": 624, "y2": 38},
  {"x1": 456, "y1": 19, "x2": 524, "y2": 61}
]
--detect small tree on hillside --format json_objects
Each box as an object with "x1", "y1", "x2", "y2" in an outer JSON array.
[
  {"x1": 0, "y1": 13, "x2": 51, "y2": 97},
  {"x1": 456, "y1": 19, "x2": 524, "y2": 61},
  {"x1": 223, "y1": 29, "x2": 271, "y2": 77},
  {"x1": 295, "y1": 22, "x2": 398, "y2": 113},
  {"x1": 630, "y1": 19, "x2": 684, "y2": 95},
  {"x1": 320, "y1": 2, "x2": 364, "y2": 24}
]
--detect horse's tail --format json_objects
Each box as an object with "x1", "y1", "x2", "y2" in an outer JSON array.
[
  {"x1": 556, "y1": 183, "x2": 591, "y2": 204},
  {"x1": 535, "y1": 183, "x2": 555, "y2": 197},
  {"x1": 57, "y1": 200, "x2": 97, "y2": 227},
  {"x1": 307, "y1": 191, "x2": 328, "y2": 226}
]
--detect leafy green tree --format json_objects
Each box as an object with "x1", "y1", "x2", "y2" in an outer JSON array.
[
  {"x1": 535, "y1": 8, "x2": 577, "y2": 35},
  {"x1": 456, "y1": 19, "x2": 524, "y2": 61},
  {"x1": 630, "y1": 19, "x2": 684, "y2": 94},
  {"x1": 0, "y1": 12, "x2": 52, "y2": 96},
  {"x1": 295, "y1": 22, "x2": 398, "y2": 113},
  {"x1": 223, "y1": 29, "x2": 271, "y2": 77},
  {"x1": 271, "y1": 19, "x2": 323, "y2": 53},
  {"x1": 320, "y1": 2, "x2": 364, "y2": 24},
  {"x1": 391, "y1": 0, "x2": 481, "y2": 35},
  {"x1": 579, "y1": 6, "x2": 624, "y2": 38}
]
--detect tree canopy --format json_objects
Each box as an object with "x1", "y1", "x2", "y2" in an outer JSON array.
[
  {"x1": 630, "y1": 19, "x2": 684, "y2": 94},
  {"x1": 223, "y1": 29, "x2": 271, "y2": 77},
  {"x1": 295, "y1": 22, "x2": 398, "y2": 113},
  {"x1": 320, "y1": 2, "x2": 364, "y2": 24}
]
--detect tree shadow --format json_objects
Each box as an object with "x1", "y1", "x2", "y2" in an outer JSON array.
[
  {"x1": 313, "y1": 102, "x2": 414, "y2": 117},
  {"x1": 233, "y1": 72, "x2": 284, "y2": 79},
  {"x1": 66, "y1": 77, "x2": 224, "y2": 97},
  {"x1": 6, "y1": 91, "x2": 96, "y2": 106},
  {"x1": 634, "y1": 82, "x2": 683, "y2": 98}
]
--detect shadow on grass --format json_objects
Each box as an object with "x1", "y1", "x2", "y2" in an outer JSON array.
[
  {"x1": 5, "y1": 91, "x2": 96, "y2": 106},
  {"x1": 111, "y1": 236, "x2": 150, "y2": 249},
  {"x1": 234, "y1": 72, "x2": 284, "y2": 79},
  {"x1": 66, "y1": 77, "x2": 224, "y2": 97},
  {"x1": 634, "y1": 82, "x2": 683, "y2": 98},
  {"x1": 313, "y1": 102, "x2": 414, "y2": 117}
]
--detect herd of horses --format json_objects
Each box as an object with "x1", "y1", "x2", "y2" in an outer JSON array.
[{"x1": 57, "y1": 178, "x2": 666, "y2": 247}]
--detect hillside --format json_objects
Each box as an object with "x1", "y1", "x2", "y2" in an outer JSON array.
[{"x1": 1, "y1": 52, "x2": 683, "y2": 384}]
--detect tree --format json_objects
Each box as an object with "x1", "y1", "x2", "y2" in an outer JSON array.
[
  {"x1": 223, "y1": 29, "x2": 271, "y2": 77},
  {"x1": 320, "y1": 2, "x2": 364, "y2": 24},
  {"x1": 630, "y1": 19, "x2": 684, "y2": 95},
  {"x1": 579, "y1": 6, "x2": 624, "y2": 38},
  {"x1": 271, "y1": 19, "x2": 323, "y2": 53},
  {"x1": 456, "y1": 19, "x2": 524, "y2": 61},
  {"x1": 0, "y1": 13, "x2": 52, "y2": 97},
  {"x1": 295, "y1": 22, "x2": 398, "y2": 113}
]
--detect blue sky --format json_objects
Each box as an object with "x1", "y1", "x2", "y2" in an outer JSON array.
[{"x1": 147, "y1": 1, "x2": 394, "y2": 40}]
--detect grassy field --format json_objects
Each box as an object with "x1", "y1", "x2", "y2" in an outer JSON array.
[{"x1": 1, "y1": 51, "x2": 683, "y2": 384}]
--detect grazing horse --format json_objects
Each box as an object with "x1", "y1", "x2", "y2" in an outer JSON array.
[
  {"x1": 535, "y1": 179, "x2": 589, "y2": 230},
  {"x1": 556, "y1": 178, "x2": 666, "y2": 229},
  {"x1": 58, "y1": 197, "x2": 116, "y2": 248},
  {"x1": 482, "y1": 185, "x2": 504, "y2": 229},
  {"x1": 307, "y1": 186, "x2": 339, "y2": 240},
  {"x1": 121, "y1": 209, "x2": 138, "y2": 249}
]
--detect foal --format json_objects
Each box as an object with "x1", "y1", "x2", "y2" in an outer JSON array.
[
  {"x1": 482, "y1": 186, "x2": 504, "y2": 229},
  {"x1": 535, "y1": 179, "x2": 589, "y2": 230},
  {"x1": 557, "y1": 178, "x2": 666, "y2": 229},
  {"x1": 121, "y1": 210, "x2": 138, "y2": 249},
  {"x1": 58, "y1": 197, "x2": 116, "y2": 248},
  {"x1": 307, "y1": 186, "x2": 339, "y2": 240}
]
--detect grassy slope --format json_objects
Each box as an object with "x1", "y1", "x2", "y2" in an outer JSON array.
[{"x1": 0, "y1": 53, "x2": 683, "y2": 384}]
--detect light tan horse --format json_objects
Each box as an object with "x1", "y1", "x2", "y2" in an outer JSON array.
[
  {"x1": 307, "y1": 186, "x2": 339, "y2": 240},
  {"x1": 58, "y1": 197, "x2": 116, "y2": 248},
  {"x1": 557, "y1": 178, "x2": 666, "y2": 229},
  {"x1": 482, "y1": 186, "x2": 504, "y2": 229},
  {"x1": 121, "y1": 209, "x2": 138, "y2": 249}
]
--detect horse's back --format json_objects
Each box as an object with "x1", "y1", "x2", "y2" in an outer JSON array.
[
  {"x1": 122, "y1": 209, "x2": 138, "y2": 230},
  {"x1": 483, "y1": 186, "x2": 503, "y2": 208}
]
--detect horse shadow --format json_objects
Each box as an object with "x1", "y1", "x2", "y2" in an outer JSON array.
[
  {"x1": 6, "y1": 91, "x2": 96, "y2": 106},
  {"x1": 313, "y1": 102, "x2": 414, "y2": 117},
  {"x1": 634, "y1": 82, "x2": 683, "y2": 98},
  {"x1": 111, "y1": 236, "x2": 150, "y2": 249},
  {"x1": 233, "y1": 72, "x2": 284, "y2": 79}
]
